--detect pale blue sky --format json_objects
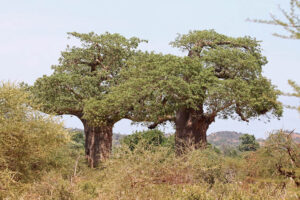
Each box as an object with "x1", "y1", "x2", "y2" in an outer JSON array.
[{"x1": 0, "y1": 0, "x2": 299, "y2": 138}]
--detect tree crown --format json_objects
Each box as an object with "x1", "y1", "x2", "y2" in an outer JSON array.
[
  {"x1": 85, "y1": 30, "x2": 282, "y2": 126},
  {"x1": 31, "y1": 32, "x2": 145, "y2": 123}
]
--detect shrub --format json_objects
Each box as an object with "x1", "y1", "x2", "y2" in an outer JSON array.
[
  {"x1": 245, "y1": 130, "x2": 300, "y2": 187},
  {"x1": 0, "y1": 82, "x2": 72, "y2": 197},
  {"x1": 238, "y1": 134, "x2": 260, "y2": 152},
  {"x1": 69, "y1": 129, "x2": 85, "y2": 150},
  {"x1": 121, "y1": 129, "x2": 169, "y2": 151},
  {"x1": 1, "y1": 83, "x2": 299, "y2": 199},
  {"x1": 10, "y1": 137, "x2": 299, "y2": 199}
]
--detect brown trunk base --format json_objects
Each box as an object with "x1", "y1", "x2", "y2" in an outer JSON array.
[
  {"x1": 82, "y1": 120, "x2": 113, "y2": 168},
  {"x1": 175, "y1": 108, "x2": 212, "y2": 155}
]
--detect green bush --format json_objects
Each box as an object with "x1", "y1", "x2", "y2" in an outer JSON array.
[
  {"x1": 69, "y1": 129, "x2": 85, "y2": 150},
  {"x1": 238, "y1": 134, "x2": 260, "y2": 152},
  {"x1": 121, "y1": 129, "x2": 169, "y2": 151},
  {"x1": 222, "y1": 146, "x2": 239, "y2": 157}
]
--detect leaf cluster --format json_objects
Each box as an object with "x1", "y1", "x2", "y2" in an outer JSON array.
[
  {"x1": 287, "y1": 80, "x2": 300, "y2": 113},
  {"x1": 31, "y1": 30, "x2": 282, "y2": 129}
]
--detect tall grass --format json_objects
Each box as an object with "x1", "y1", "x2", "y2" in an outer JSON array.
[
  {"x1": 1, "y1": 83, "x2": 299, "y2": 199},
  {"x1": 13, "y1": 139, "x2": 300, "y2": 200}
]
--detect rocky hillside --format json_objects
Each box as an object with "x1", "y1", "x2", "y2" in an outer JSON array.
[
  {"x1": 207, "y1": 131, "x2": 243, "y2": 148},
  {"x1": 291, "y1": 132, "x2": 300, "y2": 143}
]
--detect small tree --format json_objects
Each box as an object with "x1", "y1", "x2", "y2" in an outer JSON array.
[
  {"x1": 85, "y1": 30, "x2": 283, "y2": 154},
  {"x1": 238, "y1": 134, "x2": 259, "y2": 152},
  {"x1": 31, "y1": 32, "x2": 145, "y2": 167}
]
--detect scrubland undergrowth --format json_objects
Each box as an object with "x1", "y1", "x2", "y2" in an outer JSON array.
[{"x1": 1, "y1": 83, "x2": 299, "y2": 199}]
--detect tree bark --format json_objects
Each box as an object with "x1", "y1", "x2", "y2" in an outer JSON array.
[
  {"x1": 81, "y1": 120, "x2": 113, "y2": 168},
  {"x1": 175, "y1": 108, "x2": 213, "y2": 155}
]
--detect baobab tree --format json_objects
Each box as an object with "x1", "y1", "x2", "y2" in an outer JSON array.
[
  {"x1": 85, "y1": 30, "x2": 283, "y2": 153},
  {"x1": 31, "y1": 32, "x2": 145, "y2": 167}
]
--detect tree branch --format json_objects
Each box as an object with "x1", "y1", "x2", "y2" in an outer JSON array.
[
  {"x1": 64, "y1": 85, "x2": 84, "y2": 100},
  {"x1": 197, "y1": 41, "x2": 250, "y2": 50},
  {"x1": 235, "y1": 105, "x2": 249, "y2": 122},
  {"x1": 206, "y1": 101, "x2": 234, "y2": 119},
  {"x1": 55, "y1": 108, "x2": 83, "y2": 118},
  {"x1": 188, "y1": 41, "x2": 251, "y2": 58},
  {"x1": 148, "y1": 115, "x2": 175, "y2": 129}
]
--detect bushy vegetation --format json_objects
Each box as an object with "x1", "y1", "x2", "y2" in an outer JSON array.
[
  {"x1": 0, "y1": 27, "x2": 297, "y2": 199},
  {"x1": 238, "y1": 134, "x2": 260, "y2": 152},
  {"x1": 3, "y1": 133, "x2": 298, "y2": 199},
  {"x1": 0, "y1": 83, "x2": 84, "y2": 198},
  {"x1": 121, "y1": 129, "x2": 174, "y2": 151},
  {"x1": 246, "y1": 131, "x2": 300, "y2": 187},
  {"x1": 1, "y1": 87, "x2": 299, "y2": 200},
  {"x1": 1, "y1": 85, "x2": 298, "y2": 199}
]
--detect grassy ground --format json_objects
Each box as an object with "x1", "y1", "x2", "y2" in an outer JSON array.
[
  {"x1": 2, "y1": 83, "x2": 299, "y2": 199},
  {"x1": 2, "y1": 140, "x2": 298, "y2": 200}
]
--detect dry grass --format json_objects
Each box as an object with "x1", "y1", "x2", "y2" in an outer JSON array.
[
  {"x1": 2, "y1": 83, "x2": 299, "y2": 199},
  {"x1": 9, "y1": 143, "x2": 299, "y2": 200}
]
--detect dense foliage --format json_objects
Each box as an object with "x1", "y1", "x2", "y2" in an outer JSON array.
[
  {"x1": 238, "y1": 134, "x2": 260, "y2": 151},
  {"x1": 121, "y1": 129, "x2": 174, "y2": 151},
  {"x1": 0, "y1": 82, "x2": 73, "y2": 198},
  {"x1": 85, "y1": 30, "x2": 282, "y2": 153},
  {"x1": 31, "y1": 32, "x2": 146, "y2": 167},
  {"x1": 32, "y1": 32, "x2": 144, "y2": 119},
  {"x1": 247, "y1": 130, "x2": 300, "y2": 187}
]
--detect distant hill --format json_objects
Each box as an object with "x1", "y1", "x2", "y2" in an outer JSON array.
[
  {"x1": 259, "y1": 131, "x2": 300, "y2": 145},
  {"x1": 290, "y1": 132, "x2": 300, "y2": 143},
  {"x1": 207, "y1": 131, "x2": 243, "y2": 148},
  {"x1": 207, "y1": 131, "x2": 300, "y2": 148},
  {"x1": 67, "y1": 128, "x2": 300, "y2": 148}
]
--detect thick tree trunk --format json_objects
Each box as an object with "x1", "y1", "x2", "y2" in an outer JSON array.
[
  {"x1": 81, "y1": 120, "x2": 113, "y2": 168},
  {"x1": 175, "y1": 108, "x2": 212, "y2": 155}
]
